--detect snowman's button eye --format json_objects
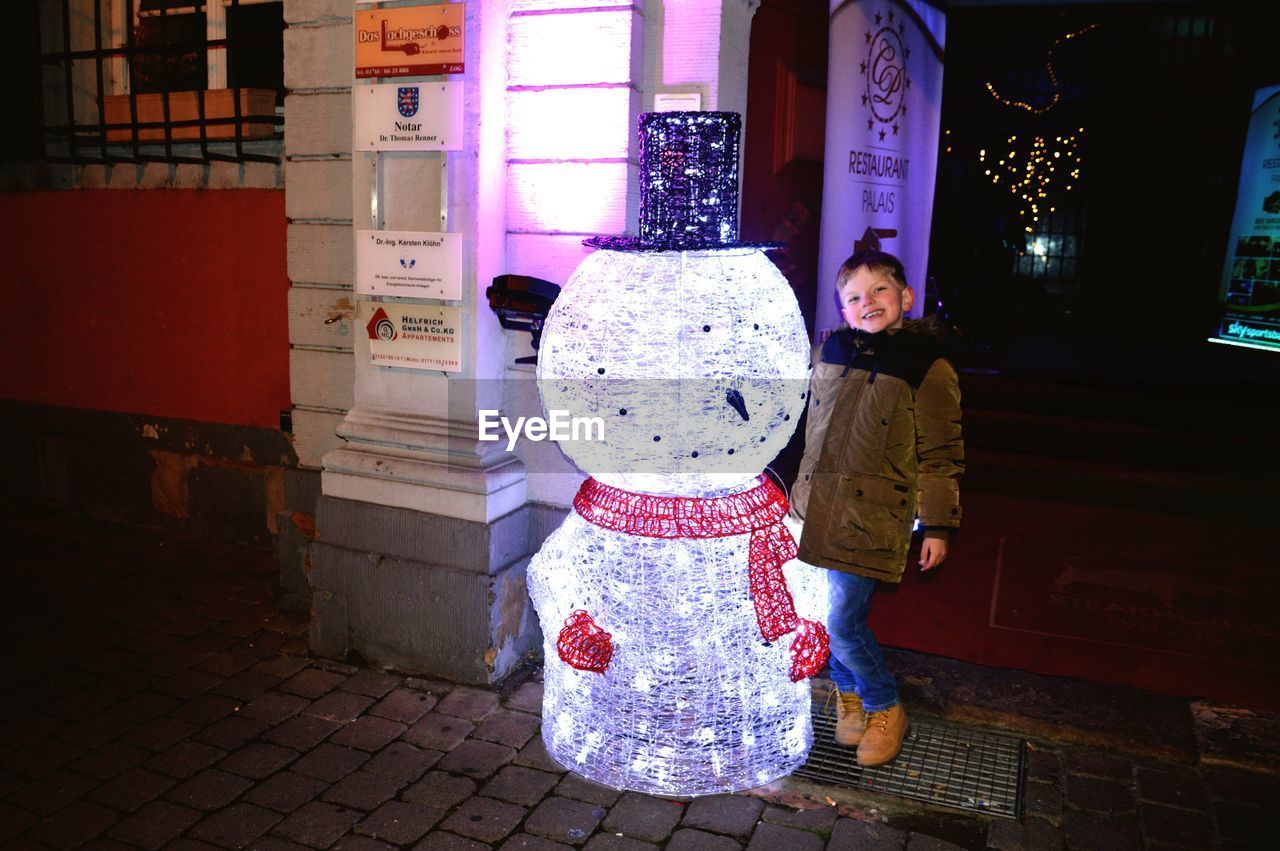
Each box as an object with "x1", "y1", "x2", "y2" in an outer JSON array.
[
  {"x1": 653, "y1": 435, "x2": 661, "y2": 442},
  {"x1": 759, "y1": 436, "x2": 766, "y2": 442},
  {"x1": 801, "y1": 392, "x2": 806, "y2": 399},
  {"x1": 703, "y1": 325, "x2": 711, "y2": 332},
  {"x1": 597, "y1": 368, "x2": 605, "y2": 375},
  {"x1": 754, "y1": 324, "x2": 760, "y2": 330},
  {"x1": 691, "y1": 451, "x2": 699, "y2": 458},
  {"x1": 728, "y1": 448, "x2": 735, "y2": 455},
  {"x1": 619, "y1": 408, "x2": 627, "y2": 415},
  {"x1": 784, "y1": 415, "x2": 790, "y2": 421}
]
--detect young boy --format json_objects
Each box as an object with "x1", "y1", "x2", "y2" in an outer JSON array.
[{"x1": 790, "y1": 249, "x2": 963, "y2": 767}]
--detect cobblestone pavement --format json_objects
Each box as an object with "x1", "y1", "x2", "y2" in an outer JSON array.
[{"x1": 0, "y1": 510, "x2": 1274, "y2": 850}]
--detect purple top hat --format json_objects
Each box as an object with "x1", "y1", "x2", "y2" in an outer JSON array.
[{"x1": 584, "y1": 111, "x2": 782, "y2": 252}]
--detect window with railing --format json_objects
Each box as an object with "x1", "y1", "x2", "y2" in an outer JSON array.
[{"x1": 34, "y1": 0, "x2": 283, "y2": 165}]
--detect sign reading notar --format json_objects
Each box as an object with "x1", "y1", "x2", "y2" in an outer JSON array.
[{"x1": 355, "y1": 3, "x2": 465, "y2": 78}]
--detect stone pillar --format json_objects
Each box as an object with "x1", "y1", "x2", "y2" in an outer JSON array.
[{"x1": 306, "y1": 0, "x2": 541, "y2": 685}]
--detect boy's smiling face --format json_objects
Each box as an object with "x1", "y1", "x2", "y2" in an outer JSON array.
[{"x1": 840, "y1": 266, "x2": 914, "y2": 333}]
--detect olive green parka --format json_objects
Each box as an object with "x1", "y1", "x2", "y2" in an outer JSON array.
[{"x1": 790, "y1": 322, "x2": 964, "y2": 582}]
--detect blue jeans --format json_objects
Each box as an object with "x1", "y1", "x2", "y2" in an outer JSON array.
[{"x1": 827, "y1": 570, "x2": 900, "y2": 712}]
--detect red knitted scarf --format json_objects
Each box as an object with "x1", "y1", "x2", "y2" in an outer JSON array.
[{"x1": 557, "y1": 474, "x2": 829, "y2": 682}]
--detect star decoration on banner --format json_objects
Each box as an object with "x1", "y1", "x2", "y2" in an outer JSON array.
[
  {"x1": 878, "y1": 128, "x2": 886, "y2": 141},
  {"x1": 892, "y1": 124, "x2": 899, "y2": 136},
  {"x1": 867, "y1": 118, "x2": 874, "y2": 130},
  {"x1": 875, "y1": 12, "x2": 882, "y2": 24}
]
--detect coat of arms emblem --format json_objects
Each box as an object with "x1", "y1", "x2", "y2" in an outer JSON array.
[{"x1": 397, "y1": 87, "x2": 420, "y2": 118}]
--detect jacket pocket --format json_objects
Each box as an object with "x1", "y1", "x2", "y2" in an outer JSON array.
[{"x1": 826, "y1": 474, "x2": 912, "y2": 560}]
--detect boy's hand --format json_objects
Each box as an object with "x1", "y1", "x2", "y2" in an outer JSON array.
[{"x1": 919, "y1": 537, "x2": 948, "y2": 571}]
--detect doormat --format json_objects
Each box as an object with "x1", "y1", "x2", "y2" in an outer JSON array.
[{"x1": 796, "y1": 708, "x2": 1025, "y2": 819}]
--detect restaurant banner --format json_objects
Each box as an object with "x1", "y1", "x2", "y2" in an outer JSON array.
[
  {"x1": 1213, "y1": 84, "x2": 1280, "y2": 352},
  {"x1": 355, "y1": 3, "x2": 465, "y2": 79},
  {"x1": 815, "y1": 0, "x2": 946, "y2": 335}
]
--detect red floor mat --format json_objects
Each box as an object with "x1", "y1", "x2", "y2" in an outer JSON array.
[{"x1": 865, "y1": 491, "x2": 1279, "y2": 709}]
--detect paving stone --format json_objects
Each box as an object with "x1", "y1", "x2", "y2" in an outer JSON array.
[
  {"x1": 312, "y1": 659, "x2": 362, "y2": 676},
  {"x1": 55, "y1": 712, "x2": 136, "y2": 749},
  {"x1": 0, "y1": 770, "x2": 24, "y2": 799},
  {"x1": 504, "y1": 682, "x2": 543, "y2": 715},
  {"x1": 121, "y1": 716, "x2": 200, "y2": 752},
  {"x1": 273, "y1": 800, "x2": 362, "y2": 848},
  {"x1": 356, "y1": 800, "x2": 448, "y2": 845},
  {"x1": 827, "y1": 817, "x2": 906, "y2": 851},
  {"x1": 4, "y1": 737, "x2": 86, "y2": 777},
  {"x1": 404, "y1": 771, "x2": 478, "y2": 809},
  {"x1": 166, "y1": 768, "x2": 253, "y2": 811},
  {"x1": 412, "y1": 831, "x2": 489, "y2": 850},
  {"x1": 219, "y1": 743, "x2": 301, "y2": 779},
  {"x1": 524, "y1": 795, "x2": 604, "y2": 845},
  {"x1": 1135, "y1": 766, "x2": 1210, "y2": 810},
  {"x1": 71, "y1": 741, "x2": 149, "y2": 779},
  {"x1": 145, "y1": 739, "x2": 226, "y2": 778},
  {"x1": 1025, "y1": 748, "x2": 1062, "y2": 785},
  {"x1": 501, "y1": 834, "x2": 576, "y2": 850},
  {"x1": 90, "y1": 766, "x2": 177, "y2": 812},
  {"x1": 987, "y1": 815, "x2": 1063, "y2": 851},
  {"x1": 113, "y1": 692, "x2": 180, "y2": 722},
  {"x1": 241, "y1": 692, "x2": 312, "y2": 724},
  {"x1": 334, "y1": 837, "x2": 397, "y2": 851},
  {"x1": 438, "y1": 739, "x2": 518, "y2": 779},
  {"x1": 331, "y1": 716, "x2": 407, "y2": 751},
  {"x1": 1139, "y1": 802, "x2": 1213, "y2": 848},
  {"x1": 199, "y1": 650, "x2": 260, "y2": 678},
  {"x1": 369, "y1": 688, "x2": 439, "y2": 724},
  {"x1": 405, "y1": 713, "x2": 476, "y2": 751},
  {"x1": 483, "y1": 765, "x2": 563, "y2": 807},
  {"x1": 473, "y1": 709, "x2": 542, "y2": 750},
  {"x1": 306, "y1": 691, "x2": 376, "y2": 723},
  {"x1": 212, "y1": 672, "x2": 284, "y2": 702},
  {"x1": 193, "y1": 715, "x2": 270, "y2": 751},
  {"x1": 664, "y1": 828, "x2": 742, "y2": 850},
  {"x1": 0, "y1": 804, "x2": 39, "y2": 842},
  {"x1": 1214, "y1": 800, "x2": 1268, "y2": 843},
  {"x1": 582, "y1": 834, "x2": 658, "y2": 851},
  {"x1": 1063, "y1": 810, "x2": 1142, "y2": 851},
  {"x1": 1024, "y1": 778, "x2": 1064, "y2": 822},
  {"x1": 1203, "y1": 764, "x2": 1279, "y2": 809},
  {"x1": 280, "y1": 670, "x2": 348, "y2": 700},
  {"x1": 905, "y1": 835, "x2": 968, "y2": 850},
  {"x1": 106, "y1": 800, "x2": 201, "y2": 850},
  {"x1": 340, "y1": 671, "x2": 402, "y2": 699},
  {"x1": 171, "y1": 693, "x2": 242, "y2": 726},
  {"x1": 440, "y1": 796, "x2": 527, "y2": 843},
  {"x1": 265, "y1": 716, "x2": 343, "y2": 750},
  {"x1": 292, "y1": 743, "x2": 371, "y2": 782},
  {"x1": 681, "y1": 794, "x2": 764, "y2": 838},
  {"x1": 1064, "y1": 748, "x2": 1133, "y2": 780},
  {"x1": 602, "y1": 792, "x2": 685, "y2": 842},
  {"x1": 403, "y1": 678, "x2": 456, "y2": 697},
  {"x1": 514, "y1": 737, "x2": 566, "y2": 774},
  {"x1": 363, "y1": 741, "x2": 441, "y2": 782},
  {"x1": 25, "y1": 801, "x2": 117, "y2": 849},
  {"x1": 435, "y1": 688, "x2": 500, "y2": 722},
  {"x1": 745, "y1": 822, "x2": 822, "y2": 851},
  {"x1": 1064, "y1": 774, "x2": 1136, "y2": 813},
  {"x1": 556, "y1": 774, "x2": 622, "y2": 807},
  {"x1": 189, "y1": 802, "x2": 283, "y2": 848},
  {"x1": 760, "y1": 804, "x2": 837, "y2": 835},
  {"x1": 244, "y1": 771, "x2": 330, "y2": 814},
  {"x1": 6, "y1": 768, "x2": 97, "y2": 815},
  {"x1": 44, "y1": 690, "x2": 113, "y2": 722},
  {"x1": 323, "y1": 769, "x2": 407, "y2": 810},
  {"x1": 251, "y1": 656, "x2": 312, "y2": 681}
]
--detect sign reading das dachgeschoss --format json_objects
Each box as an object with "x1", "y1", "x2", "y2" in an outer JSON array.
[{"x1": 355, "y1": 3, "x2": 465, "y2": 79}]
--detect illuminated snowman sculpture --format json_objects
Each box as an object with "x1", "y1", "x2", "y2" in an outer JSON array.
[{"x1": 526, "y1": 112, "x2": 829, "y2": 796}]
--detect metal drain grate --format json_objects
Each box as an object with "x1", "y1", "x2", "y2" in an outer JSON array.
[{"x1": 795, "y1": 708, "x2": 1026, "y2": 819}]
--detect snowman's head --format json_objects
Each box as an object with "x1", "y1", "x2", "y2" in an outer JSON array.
[{"x1": 536, "y1": 248, "x2": 810, "y2": 495}]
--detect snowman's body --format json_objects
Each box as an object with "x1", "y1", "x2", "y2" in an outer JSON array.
[{"x1": 527, "y1": 249, "x2": 828, "y2": 795}]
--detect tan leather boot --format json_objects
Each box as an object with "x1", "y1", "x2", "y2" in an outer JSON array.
[
  {"x1": 856, "y1": 704, "x2": 908, "y2": 767},
  {"x1": 834, "y1": 689, "x2": 866, "y2": 746}
]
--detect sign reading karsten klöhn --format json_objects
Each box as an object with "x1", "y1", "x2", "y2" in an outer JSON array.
[
  {"x1": 360, "y1": 302, "x2": 462, "y2": 373},
  {"x1": 356, "y1": 230, "x2": 462, "y2": 299},
  {"x1": 354, "y1": 82, "x2": 463, "y2": 152},
  {"x1": 355, "y1": 3, "x2": 464, "y2": 78}
]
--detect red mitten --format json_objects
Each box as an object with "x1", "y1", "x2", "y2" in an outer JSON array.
[
  {"x1": 556, "y1": 609, "x2": 614, "y2": 674},
  {"x1": 787, "y1": 618, "x2": 830, "y2": 682}
]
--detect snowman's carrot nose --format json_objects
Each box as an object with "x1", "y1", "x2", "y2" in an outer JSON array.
[{"x1": 726, "y1": 388, "x2": 750, "y2": 422}]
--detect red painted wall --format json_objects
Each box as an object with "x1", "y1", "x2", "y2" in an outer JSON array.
[{"x1": 0, "y1": 189, "x2": 289, "y2": 429}]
